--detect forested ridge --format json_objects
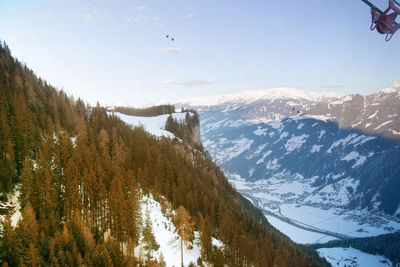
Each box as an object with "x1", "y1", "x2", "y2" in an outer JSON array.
[
  {"x1": 112, "y1": 105, "x2": 176, "y2": 117},
  {"x1": 0, "y1": 41, "x2": 327, "y2": 266}
]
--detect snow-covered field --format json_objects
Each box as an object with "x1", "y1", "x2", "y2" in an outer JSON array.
[
  {"x1": 110, "y1": 112, "x2": 189, "y2": 138},
  {"x1": 279, "y1": 204, "x2": 400, "y2": 238},
  {"x1": 266, "y1": 215, "x2": 337, "y2": 244},
  {"x1": 317, "y1": 247, "x2": 392, "y2": 267},
  {"x1": 226, "y1": 173, "x2": 400, "y2": 245}
]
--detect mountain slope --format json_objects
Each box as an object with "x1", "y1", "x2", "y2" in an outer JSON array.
[
  {"x1": 202, "y1": 114, "x2": 400, "y2": 218},
  {"x1": 0, "y1": 41, "x2": 327, "y2": 266},
  {"x1": 168, "y1": 82, "x2": 400, "y2": 249},
  {"x1": 307, "y1": 80, "x2": 400, "y2": 140}
]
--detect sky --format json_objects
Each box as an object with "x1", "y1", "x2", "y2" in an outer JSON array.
[{"x1": 1, "y1": 0, "x2": 399, "y2": 107}]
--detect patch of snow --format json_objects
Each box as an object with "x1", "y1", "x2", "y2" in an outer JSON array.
[
  {"x1": 110, "y1": 112, "x2": 189, "y2": 138},
  {"x1": 253, "y1": 144, "x2": 267, "y2": 157},
  {"x1": 391, "y1": 129, "x2": 400, "y2": 135},
  {"x1": 328, "y1": 95, "x2": 353, "y2": 106},
  {"x1": 327, "y1": 134, "x2": 358, "y2": 153},
  {"x1": 341, "y1": 152, "x2": 367, "y2": 168},
  {"x1": 248, "y1": 168, "x2": 255, "y2": 177},
  {"x1": 265, "y1": 215, "x2": 337, "y2": 244},
  {"x1": 319, "y1": 130, "x2": 326, "y2": 139},
  {"x1": 308, "y1": 115, "x2": 332, "y2": 122},
  {"x1": 341, "y1": 152, "x2": 360, "y2": 162},
  {"x1": 256, "y1": 150, "x2": 272, "y2": 165},
  {"x1": 284, "y1": 134, "x2": 309, "y2": 152},
  {"x1": 265, "y1": 159, "x2": 280, "y2": 170},
  {"x1": 274, "y1": 131, "x2": 289, "y2": 144},
  {"x1": 268, "y1": 121, "x2": 283, "y2": 130},
  {"x1": 253, "y1": 126, "x2": 268, "y2": 136},
  {"x1": 311, "y1": 145, "x2": 323, "y2": 153},
  {"x1": 374, "y1": 120, "x2": 393, "y2": 130},
  {"x1": 204, "y1": 119, "x2": 228, "y2": 132},
  {"x1": 367, "y1": 110, "x2": 379, "y2": 119},
  {"x1": 317, "y1": 247, "x2": 392, "y2": 267},
  {"x1": 297, "y1": 122, "x2": 305, "y2": 130},
  {"x1": 348, "y1": 135, "x2": 376, "y2": 147}
]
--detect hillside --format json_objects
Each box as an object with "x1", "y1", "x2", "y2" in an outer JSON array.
[{"x1": 0, "y1": 42, "x2": 327, "y2": 266}]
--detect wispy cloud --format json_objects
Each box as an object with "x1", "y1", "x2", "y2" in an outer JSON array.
[
  {"x1": 184, "y1": 13, "x2": 194, "y2": 19},
  {"x1": 47, "y1": 10, "x2": 56, "y2": 17},
  {"x1": 137, "y1": 6, "x2": 148, "y2": 10},
  {"x1": 123, "y1": 14, "x2": 132, "y2": 22},
  {"x1": 164, "y1": 79, "x2": 213, "y2": 86},
  {"x1": 82, "y1": 13, "x2": 94, "y2": 21},
  {"x1": 160, "y1": 47, "x2": 182, "y2": 56}
]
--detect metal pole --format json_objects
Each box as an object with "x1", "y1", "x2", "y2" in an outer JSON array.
[{"x1": 360, "y1": 0, "x2": 383, "y2": 13}]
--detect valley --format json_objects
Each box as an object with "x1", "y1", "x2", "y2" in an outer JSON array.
[{"x1": 172, "y1": 83, "x2": 400, "y2": 265}]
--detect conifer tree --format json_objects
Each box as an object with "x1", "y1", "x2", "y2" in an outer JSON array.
[
  {"x1": 174, "y1": 205, "x2": 194, "y2": 267},
  {"x1": 142, "y1": 209, "x2": 159, "y2": 261}
]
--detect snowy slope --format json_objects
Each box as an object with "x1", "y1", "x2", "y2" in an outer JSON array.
[
  {"x1": 317, "y1": 247, "x2": 392, "y2": 267},
  {"x1": 202, "y1": 114, "x2": 400, "y2": 238},
  {"x1": 307, "y1": 79, "x2": 400, "y2": 140},
  {"x1": 109, "y1": 112, "x2": 189, "y2": 138},
  {"x1": 0, "y1": 185, "x2": 21, "y2": 228},
  {"x1": 139, "y1": 195, "x2": 201, "y2": 266},
  {"x1": 139, "y1": 195, "x2": 222, "y2": 267}
]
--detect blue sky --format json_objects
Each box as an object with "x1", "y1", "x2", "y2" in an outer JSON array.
[{"x1": 1, "y1": 0, "x2": 399, "y2": 106}]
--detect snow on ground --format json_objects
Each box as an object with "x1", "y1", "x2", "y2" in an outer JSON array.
[
  {"x1": 327, "y1": 134, "x2": 359, "y2": 153},
  {"x1": 0, "y1": 186, "x2": 21, "y2": 228},
  {"x1": 213, "y1": 137, "x2": 254, "y2": 163},
  {"x1": 110, "y1": 112, "x2": 189, "y2": 138},
  {"x1": 10, "y1": 189, "x2": 21, "y2": 227},
  {"x1": 268, "y1": 121, "x2": 283, "y2": 130},
  {"x1": 256, "y1": 150, "x2": 272, "y2": 165},
  {"x1": 317, "y1": 247, "x2": 392, "y2": 267},
  {"x1": 139, "y1": 195, "x2": 206, "y2": 266},
  {"x1": 341, "y1": 152, "x2": 367, "y2": 169},
  {"x1": 311, "y1": 144, "x2": 323, "y2": 153},
  {"x1": 279, "y1": 204, "x2": 400, "y2": 238},
  {"x1": 284, "y1": 134, "x2": 309, "y2": 152},
  {"x1": 265, "y1": 215, "x2": 337, "y2": 244},
  {"x1": 253, "y1": 126, "x2": 268, "y2": 136}
]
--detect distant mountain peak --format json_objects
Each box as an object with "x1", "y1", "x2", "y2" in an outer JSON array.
[
  {"x1": 168, "y1": 87, "x2": 344, "y2": 107},
  {"x1": 379, "y1": 79, "x2": 400, "y2": 95}
]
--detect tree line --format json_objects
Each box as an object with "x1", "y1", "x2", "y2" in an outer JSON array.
[{"x1": 111, "y1": 105, "x2": 175, "y2": 117}]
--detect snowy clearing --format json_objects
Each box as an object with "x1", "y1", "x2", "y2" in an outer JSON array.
[
  {"x1": 317, "y1": 247, "x2": 392, "y2": 267},
  {"x1": 110, "y1": 112, "x2": 189, "y2": 138}
]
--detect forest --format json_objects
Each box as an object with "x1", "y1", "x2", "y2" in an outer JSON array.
[
  {"x1": 0, "y1": 41, "x2": 327, "y2": 266},
  {"x1": 111, "y1": 105, "x2": 176, "y2": 117}
]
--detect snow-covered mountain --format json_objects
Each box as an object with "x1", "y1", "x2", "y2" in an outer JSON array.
[
  {"x1": 169, "y1": 87, "x2": 343, "y2": 125},
  {"x1": 169, "y1": 81, "x2": 400, "y2": 244},
  {"x1": 307, "y1": 79, "x2": 400, "y2": 140}
]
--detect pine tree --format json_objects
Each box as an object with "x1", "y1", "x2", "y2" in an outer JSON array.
[
  {"x1": 200, "y1": 217, "x2": 212, "y2": 260},
  {"x1": 142, "y1": 209, "x2": 159, "y2": 261},
  {"x1": 0, "y1": 216, "x2": 20, "y2": 266},
  {"x1": 174, "y1": 206, "x2": 194, "y2": 267}
]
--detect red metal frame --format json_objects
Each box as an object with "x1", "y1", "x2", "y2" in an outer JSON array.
[{"x1": 370, "y1": 1, "x2": 400, "y2": 41}]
